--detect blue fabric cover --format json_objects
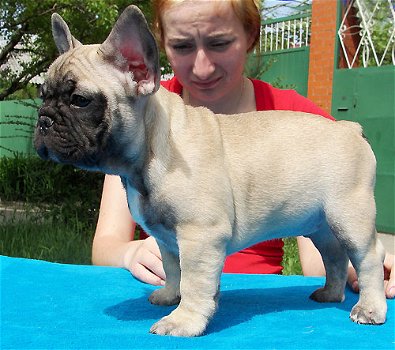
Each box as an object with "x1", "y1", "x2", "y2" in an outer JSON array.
[{"x1": 2, "y1": 255, "x2": 394, "y2": 349}]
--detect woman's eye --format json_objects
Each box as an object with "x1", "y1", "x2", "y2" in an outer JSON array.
[
  {"x1": 70, "y1": 94, "x2": 91, "y2": 108},
  {"x1": 172, "y1": 43, "x2": 194, "y2": 52},
  {"x1": 209, "y1": 41, "x2": 232, "y2": 50}
]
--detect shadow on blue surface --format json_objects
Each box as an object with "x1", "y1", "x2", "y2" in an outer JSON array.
[{"x1": 105, "y1": 284, "x2": 354, "y2": 334}]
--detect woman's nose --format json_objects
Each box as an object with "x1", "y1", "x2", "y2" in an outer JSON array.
[{"x1": 192, "y1": 49, "x2": 215, "y2": 80}]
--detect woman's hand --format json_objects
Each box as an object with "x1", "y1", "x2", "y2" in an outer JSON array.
[
  {"x1": 347, "y1": 253, "x2": 395, "y2": 299},
  {"x1": 124, "y1": 236, "x2": 166, "y2": 286}
]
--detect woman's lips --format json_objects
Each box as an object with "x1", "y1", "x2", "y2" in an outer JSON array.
[{"x1": 191, "y1": 77, "x2": 221, "y2": 90}]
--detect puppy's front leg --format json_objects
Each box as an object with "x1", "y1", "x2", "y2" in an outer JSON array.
[{"x1": 150, "y1": 224, "x2": 229, "y2": 337}]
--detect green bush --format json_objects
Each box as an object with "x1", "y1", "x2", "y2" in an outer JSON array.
[
  {"x1": 0, "y1": 154, "x2": 104, "y2": 226},
  {"x1": 0, "y1": 154, "x2": 104, "y2": 263}
]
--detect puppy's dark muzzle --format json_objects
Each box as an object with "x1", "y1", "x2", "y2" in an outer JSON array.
[
  {"x1": 35, "y1": 109, "x2": 55, "y2": 159},
  {"x1": 35, "y1": 144, "x2": 49, "y2": 160},
  {"x1": 37, "y1": 115, "x2": 54, "y2": 135}
]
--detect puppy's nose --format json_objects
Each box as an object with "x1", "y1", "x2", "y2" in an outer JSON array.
[{"x1": 37, "y1": 115, "x2": 54, "y2": 134}]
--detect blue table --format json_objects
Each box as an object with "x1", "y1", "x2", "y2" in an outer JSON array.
[{"x1": 1, "y1": 255, "x2": 394, "y2": 349}]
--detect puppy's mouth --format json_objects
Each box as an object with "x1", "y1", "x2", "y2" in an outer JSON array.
[
  {"x1": 35, "y1": 139, "x2": 99, "y2": 169},
  {"x1": 34, "y1": 118, "x2": 101, "y2": 170},
  {"x1": 38, "y1": 149, "x2": 102, "y2": 176}
]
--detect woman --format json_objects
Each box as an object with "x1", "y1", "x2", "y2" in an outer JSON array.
[{"x1": 92, "y1": 0, "x2": 394, "y2": 297}]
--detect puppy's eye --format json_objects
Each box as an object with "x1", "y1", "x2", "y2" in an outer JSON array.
[{"x1": 71, "y1": 94, "x2": 91, "y2": 108}]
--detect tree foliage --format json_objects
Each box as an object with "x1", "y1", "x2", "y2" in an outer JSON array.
[
  {"x1": 0, "y1": 0, "x2": 152, "y2": 100},
  {"x1": 263, "y1": 0, "x2": 311, "y2": 19},
  {"x1": 356, "y1": 0, "x2": 394, "y2": 67}
]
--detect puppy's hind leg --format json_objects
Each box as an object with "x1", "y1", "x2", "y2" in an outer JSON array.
[
  {"x1": 325, "y1": 192, "x2": 387, "y2": 325},
  {"x1": 347, "y1": 232, "x2": 387, "y2": 324},
  {"x1": 308, "y1": 222, "x2": 349, "y2": 303}
]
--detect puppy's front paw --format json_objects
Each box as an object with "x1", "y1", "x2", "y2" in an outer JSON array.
[
  {"x1": 350, "y1": 302, "x2": 386, "y2": 325},
  {"x1": 149, "y1": 288, "x2": 180, "y2": 306},
  {"x1": 150, "y1": 308, "x2": 207, "y2": 337}
]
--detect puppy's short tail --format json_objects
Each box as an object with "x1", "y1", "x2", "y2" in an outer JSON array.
[
  {"x1": 337, "y1": 120, "x2": 370, "y2": 143},
  {"x1": 337, "y1": 120, "x2": 363, "y2": 134}
]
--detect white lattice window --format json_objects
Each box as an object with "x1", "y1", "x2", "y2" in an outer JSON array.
[{"x1": 338, "y1": 0, "x2": 395, "y2": 68}]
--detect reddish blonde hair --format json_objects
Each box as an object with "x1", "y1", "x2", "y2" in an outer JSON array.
[{"x1": 152, "y1": 0, "x2": 261, "y2": 52}]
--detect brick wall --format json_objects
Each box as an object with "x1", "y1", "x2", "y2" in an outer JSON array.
[{"x1": 307, "y1": 0, "x2": 338, "y2": 114}]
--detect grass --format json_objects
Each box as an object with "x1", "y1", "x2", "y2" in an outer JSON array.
[
  {"x1": 0, "y1": 153, "x2": 103, "y2": 264},
  {"x1": 0, "y1": 154, "x2": 302, "y2": 274},
  {"x1": 282, "y1": 238, "x2": 302, "y2": 275},
  {"x1": 0, "y1": 219, "x2": 94, "y2": 264}
]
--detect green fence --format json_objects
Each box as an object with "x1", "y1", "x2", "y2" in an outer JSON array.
[
  {"x1": 0, "y1": 100, "x2": 40, "y2": 158},
  {"x1": 255, "y1": 8, "x2": 312, "y2": 96},
  {"x1": 259, "y1": 47, "x2": 310, "y2": 96},
  {"x1": 332, "y1": 66, "x2": 395, "y2": 233}
]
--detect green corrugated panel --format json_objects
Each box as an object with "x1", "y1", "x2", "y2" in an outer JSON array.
[
  {"x1": 332, "y1": 66, "x2": 395, "y2": 233},
  {"x1": 260, "y1": 47, "x2": 310, "y2": 97},
  {"x1": 0, "y1": 100, "x2": 40, "y2": 158},
  {"x1": 246, "y1": 47, "x2": 310, "y2": 97}
]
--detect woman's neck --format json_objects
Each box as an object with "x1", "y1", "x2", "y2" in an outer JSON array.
[{"x1": 183, "y1": 77, "x2": 256, "y2": 115}]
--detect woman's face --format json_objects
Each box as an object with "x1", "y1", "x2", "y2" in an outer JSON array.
[{"x1": 162, "y1": 0, "x2": 254, "y2": 103}]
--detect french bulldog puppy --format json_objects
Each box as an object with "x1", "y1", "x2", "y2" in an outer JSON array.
[{"x1": 34, "y1": 5, "x2": 387, "y2": 337}]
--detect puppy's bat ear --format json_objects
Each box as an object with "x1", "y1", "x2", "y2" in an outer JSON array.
[
  {"x1": 99, "y1": 5, "x2": 160, "y2": 96},
  {"x1": 51, "y1": 13, "x2": 82, "y2": 54}
]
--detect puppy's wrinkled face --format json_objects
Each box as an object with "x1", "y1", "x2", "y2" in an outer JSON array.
[
  {"x1": 35, "y1": 6, "x2": 159, "y2": 171},
  {"x1": 35, "y1": 50, "x2": 110, "y2": 169}
]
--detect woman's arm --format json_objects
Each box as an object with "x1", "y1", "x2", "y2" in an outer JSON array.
[
  {"x1": 92, "y1": 175, "x2": 166, "y2": 285},
  {"x1": 296, "y1": 236, "x2": 325, "y2": 276}
]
